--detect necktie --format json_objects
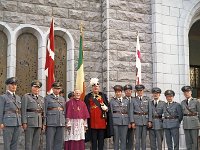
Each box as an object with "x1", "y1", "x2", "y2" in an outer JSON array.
[
  {"x1": 186, "y1": 99, "x2": 188, "y2": 105},
  {"x1": 154, "y1": 101, "x2": 157, "y2": 107},
  {"x1": 139, "y1": 97, "x2": 142, "y2": 101},
  {"x1": 13, "y1": 93, "x2": 16, "y2": 99}
]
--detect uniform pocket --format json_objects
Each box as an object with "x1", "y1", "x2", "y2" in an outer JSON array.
[
  {"x1": 47, "y1": 112, "x2": 57, "y2": 125},
  {"x1": 3, "y1": 114, "x2": 17, "y2": 126},
  {"x1": 27, "y1": 115, "x2": 36, "y2": 126}
]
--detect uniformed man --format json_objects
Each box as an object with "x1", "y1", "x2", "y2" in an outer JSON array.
[
  {"x1": 84, "y1": 78, "x2": 113, "y2": 150},
  {"x1": 181, "y1": 86, "x2": 200, "y2": 150},
  {"x1": 0, "y1": 77, "x2": 22, "y2": 150},
  {"x1": 44, "y1": 82, "x2": 66, "y2": 150},
  {"x1": 110, "y1": 85, "x2": 129, "y2": 150},
  {"x1": 21, "y1": 80, "x2": 44, "y2": 150},
  {"x1": 163, "y1": 90, "x2": 183, "y2": 150},
  {"x1": 149, "y1": 87, "x2": 165, "y2": 150},
  {"x1": 124, "y1": 84, "x2": 134, "y2": 150},
  {"x1": 129, "y1": 84, "x2": 152, "y2": 150}
]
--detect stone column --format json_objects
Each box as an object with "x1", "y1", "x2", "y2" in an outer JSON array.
[{"x1": 151, "y1": 0, "x2": 199, "y2": 149}]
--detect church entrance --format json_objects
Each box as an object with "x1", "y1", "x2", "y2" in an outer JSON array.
[{"x1": 189, "y1": 20, "x2": 200, "y2": 98}]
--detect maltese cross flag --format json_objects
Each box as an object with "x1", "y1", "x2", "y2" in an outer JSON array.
[
  {"x1": 45, "y1": 19, "x2": 55, "y2": 94},
  {"x1": 135, "y1": 33, "x2": 141, "y2": 85}
]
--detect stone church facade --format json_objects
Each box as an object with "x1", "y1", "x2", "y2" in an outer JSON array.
[{"x1": 0, "y1": 0, "x2": 200, "y2": 149}]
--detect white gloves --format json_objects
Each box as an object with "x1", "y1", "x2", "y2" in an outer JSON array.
[{"x1": 101, "y1": 104, "x2": 108, "y2": 111}]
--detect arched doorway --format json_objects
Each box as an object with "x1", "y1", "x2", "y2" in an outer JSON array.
[
  {"x1": 0, "y1": 31, "x2": 7, "y2": 94},
  {"x1": 16, "y1": 33, "x2": 38, "y2": 96},
  {"x1": 189, "y1": 20, "x2": 200, "y2": 98}
]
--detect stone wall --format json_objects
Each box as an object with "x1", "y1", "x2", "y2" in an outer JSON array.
[
  {"x1": 102, "y1": 0, "x2": 152, "y2": 98},
  {"x1": 0, "y1": 0, "x2": 103, "y2": 93},
  {"x1": 0, "y1": 0, "x2": 153, "y2": 95},
  {"x1": 0, "y1": 0, "x2": 153, "y2": 149}
]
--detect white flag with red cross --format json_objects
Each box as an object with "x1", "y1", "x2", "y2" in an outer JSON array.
[{"x1": 135, "y1": 33, "x2": 141, "y2": 85}]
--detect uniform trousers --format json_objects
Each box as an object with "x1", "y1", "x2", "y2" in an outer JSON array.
[
  {"x1": 113, "y1": 125, "x2": 128, "y2": 150},
  {"x1": 126, "y1": 128, "x2": 134, "y2": 150},
  {"x1": 184, "y1": 129, "x2": 199, "y2": 150},
  {"x1": 46, "y1": 126, "x2": 64, "y2": 150},
  {"x1": 25, "y1": 127, "x2": 41, "y2": 150},
  {"x1": 91, "y1": 129, "x2": 105, "y2": 150},
  {"x1": 164, "y1": 128, "x2": 179, "y2": 150},
  {"x1": 135, "y1": 125, "x2": 147, "y2": 150},
  {"x1": 149, "y1": 129, "x2": 163, "y2": 150},
  {"x1": 3, "y1": 126, "x2": 21, "y2": 150}
]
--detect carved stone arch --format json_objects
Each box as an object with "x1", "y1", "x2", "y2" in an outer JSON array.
[
  {"x1": 178, "y1": 1, "x2": 200, "y2": 86},
  {"x1": 45, "y1": 28, "x2": 74, "y2": 97},
  {"x1": 14, "y1": 25, "x2": 44, "y2": 96},
  {"x1": 0, "y1": 23, "x2": 11, "y2": 94}
]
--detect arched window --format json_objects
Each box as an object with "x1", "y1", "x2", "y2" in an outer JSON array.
[
  {"x1": 54, "y1": 35, "x2": 67, "y2": 98},
  {"x1": 16, "y1": 33, "x2": 38, "y2": 96},
  {"x1": 0, "y1": 31, "x2": 7, "y2": 94}
]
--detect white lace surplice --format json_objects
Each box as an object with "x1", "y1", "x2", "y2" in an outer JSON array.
[{"x1": 65, "y1": 118, "x2": 87, "y2": 141}]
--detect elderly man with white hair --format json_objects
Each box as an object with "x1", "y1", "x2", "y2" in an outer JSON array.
[{"x1": 84, "y1": 78, "x2": 113, "y2": 150}]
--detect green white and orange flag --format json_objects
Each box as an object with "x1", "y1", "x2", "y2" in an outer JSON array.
[{"x1": 75, "y1": 24, "x2": 85, "y2": 100}]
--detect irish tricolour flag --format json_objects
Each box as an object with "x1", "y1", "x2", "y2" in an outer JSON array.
[{"x1": 75, "y1": 27, "x2": 85, "y2": 100}]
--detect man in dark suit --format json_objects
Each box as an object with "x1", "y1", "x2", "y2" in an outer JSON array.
[{"x1": 0, "y1": 77, "x2": 22, "y2": 150}]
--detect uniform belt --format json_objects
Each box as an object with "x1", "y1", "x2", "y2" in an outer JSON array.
[
  {"x1": 113, "y1": 111, "x2": 128, "y2": 114},
  {"x1": 4, "y1": 109, "x2": 21, "y2": 114},
  {"x1": 184, "y1": 113, "x2": 197, "y2": 116},
  {"x1": 134, "y1": 112, "x2": 148, "y2": 115},
  {"x1": 153, "y1": 115, "x2": 162, "y2": 119},
  {"x1": 47, "y1": 107, "x2": 64, "y2": 111},
  {"x1": 164, "y1": 116, "x2": 177, "y2": 119},
  {"x1": 27, "y1": 109, "x2": 43, "y2": 113}
]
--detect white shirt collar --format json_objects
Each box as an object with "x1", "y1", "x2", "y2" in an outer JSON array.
[
  {"x1": 7, "y1": 90, "x2": 15, "y2": 95},
  {"x1": 154, "y1": 99, "x2": 160, "y2": 103},
  {"x1": 53, "y1": 93, "x2": 59, "y2": 97},
  {"x1": 187, "y1": 97, "x2": 192, "y2": 101}
]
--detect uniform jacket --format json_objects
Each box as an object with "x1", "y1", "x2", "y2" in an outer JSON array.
[
  {"x1": 163, "y1": 101, "x2": 183, "y2": 129},
  {"x1": 21, "y1": 93, "x2": 44, "y2": 127},
  {"x1": 129, "y1": 96, "x2": 152, "y2": 126},
  {"x1": 84, "y1": 92, "x2": 113, "y2": 142},
  {"x1": 0, "y1": 91, "x2": 22, "y2": 126},
  {"x1": 150, "y1": 100, "x2": 165, "y2": 130},
  {"x1": 44, "y1": 94, "x2": 65, "y2": 127},
  {"x1": 181, "y1": 98, "x2": 200, "y2": 129},
  {"x1": 110, "y1": 97, "x2": 129, "y2": 126}
]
